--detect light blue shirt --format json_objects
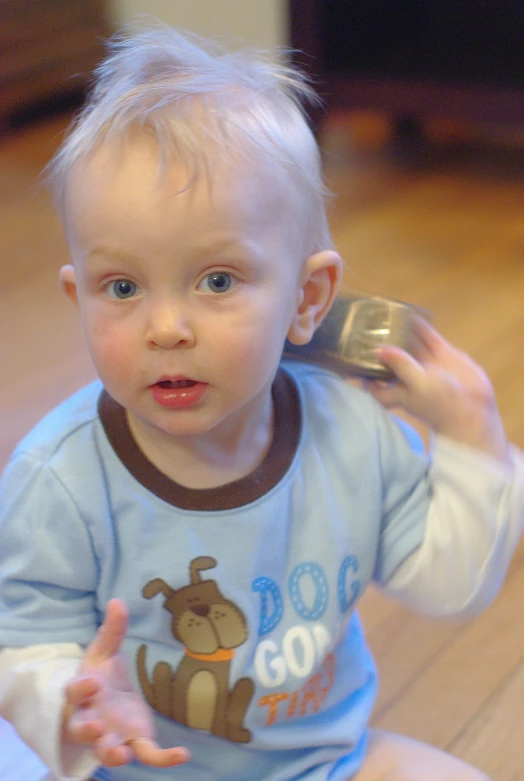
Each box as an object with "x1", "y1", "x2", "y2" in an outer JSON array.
[{"x1": 0, "y1": 364, "x2": 430, "y2": 781}]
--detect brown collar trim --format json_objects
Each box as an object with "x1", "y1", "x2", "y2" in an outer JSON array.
[{"x1": 97, "y1": 367, "x2": 301, "y2": 511}]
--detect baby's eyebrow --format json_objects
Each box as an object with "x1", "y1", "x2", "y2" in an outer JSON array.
[
  {"x1": 85, "y1": 239, "x2": 265, "y2": 268},
  {"x1": 86, "y1": 248, "x2": 138, "y2": 264},
  {"x1": 188, "y1": 235, "x2": 259, "y2": 255}
]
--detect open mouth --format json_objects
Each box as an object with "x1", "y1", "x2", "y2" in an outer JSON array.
[
  {"x1": 157, "y1": 379, "x2": 197, "y2": 389},
  {"x1": 150, "y1": 378, "x2": 207, "y2": 409}
]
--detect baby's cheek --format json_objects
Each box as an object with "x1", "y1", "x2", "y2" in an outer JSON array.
[
  {"x1": 231, "y1": 332, "x2": 284, "y2": 378},
  {"x1": 225, "y1": 335, "x2": 264, "y2": 366},
  {"x1": 88, "y1": 326, "x2": 136, "y2": 380}
]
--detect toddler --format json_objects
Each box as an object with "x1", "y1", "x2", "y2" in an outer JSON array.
[{"x1": 0, "y1": 23, "x2": 522, "y2": 781}]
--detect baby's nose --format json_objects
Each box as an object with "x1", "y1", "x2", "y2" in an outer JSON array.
[{"x1": 146, "y1": 301, "x2": 195, "y2": 349}]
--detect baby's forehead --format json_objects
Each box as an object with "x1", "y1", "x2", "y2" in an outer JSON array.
[
  {"x1": 70, "y1": 132, "x2": 304, "y2": 223},
  {"x1": 65, "y1": 134, "x2": 306, "y2": 260}
]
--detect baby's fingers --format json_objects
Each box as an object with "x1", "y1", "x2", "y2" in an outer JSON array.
[
  {"x1": 130, "y1": 737, "x2": 190, "y2": 768},
  {"x1": 67, "y1": 708, "x2": 105, "y2": 744},
  {"x1": 85, "y1": 599, "x2": 129, "y2": 664},
  {"x1": 94, "y1": 732, "x2": 134, "y2": 767},
  {"x1": 376, "y1": 345, "x2": 425, "y2": 390},
  {"x1": 363, "y1": 347, "x2": 422, "y2": 409},
  {"x1": 411, "y1": 315, "x2": 448, "y2": 355},
  {"x1": 65, "y1": 675, "x2": 100, "y2": 707}
]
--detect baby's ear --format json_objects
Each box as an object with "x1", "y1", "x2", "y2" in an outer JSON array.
[
  {"x1": 59, "y1": 265, "x2": 79, "y2": 307},
  {"x1": 287, "y1": 250, "x2": 342, "y2": 345}
]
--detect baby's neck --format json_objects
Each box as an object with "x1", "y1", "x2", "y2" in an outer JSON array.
[{"x1": 126, "y1": 401, "x2": 274, "y2": 490}]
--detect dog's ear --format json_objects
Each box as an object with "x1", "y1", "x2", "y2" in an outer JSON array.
[
  {"x1": 190, "y1": 556, "x2": 217, "y2": 584},
  {"x1": 143, "y1": 578, "x2": 175, "y2": 600}
]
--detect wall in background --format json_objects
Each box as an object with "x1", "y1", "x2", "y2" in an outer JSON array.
[{"x1": 110, "y1": 0, "x2": 288, "y2": 48}]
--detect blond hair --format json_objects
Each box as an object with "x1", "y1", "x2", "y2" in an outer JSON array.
[{"x1": 46, "y1": 23, "x2": 333, "y2": 254}]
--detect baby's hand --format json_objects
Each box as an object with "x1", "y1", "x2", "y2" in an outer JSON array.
[
  {"x1": 365, "y1": 317, "x2": 509, "y2": 463},
  {"x1": 64, "y1": 599, "x2": 189, "y2": 769}
]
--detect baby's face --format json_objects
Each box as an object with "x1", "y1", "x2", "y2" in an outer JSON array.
[{"x1": 61, "y1": 134, "x2": 307, "y2": 445}]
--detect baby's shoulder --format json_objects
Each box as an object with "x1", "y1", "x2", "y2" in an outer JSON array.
[
  {"x1": 282, "y1": 361, "x2": 424, "y2": 455},
  {"x1": 283, "y1": 361, "x2": 376, "y2": 418},
  {"x1": 12, "y1": 381, "x2": 104, "y2": 465}
]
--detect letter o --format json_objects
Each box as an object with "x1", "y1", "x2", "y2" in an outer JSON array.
[
  {"x1": 288, "y1": 562, "x2": 329, "y2": 620},
  {"x1": 283, "y1": 626, "x2": 316, "y2": 679}
]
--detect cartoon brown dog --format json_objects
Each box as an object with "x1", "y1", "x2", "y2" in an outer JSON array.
[{"x1": 137, "y1": 556, "x2": 254, "y2": 743}]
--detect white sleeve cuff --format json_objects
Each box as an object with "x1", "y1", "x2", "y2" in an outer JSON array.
[
  {"x1": 385, "y1": 436, "x2": 524, "y2": 617},
  {"x1": 0, "y1": 644, "x2": 101, "y2": 780}
]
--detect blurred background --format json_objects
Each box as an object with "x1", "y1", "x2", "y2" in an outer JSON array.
[{"x1": 1, "y1": 2, "x2": 524, "y2": 779}]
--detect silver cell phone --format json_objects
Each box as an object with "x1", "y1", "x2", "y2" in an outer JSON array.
[{"x1": 283, "y1": 295, "x2": 426, "y2": 380}]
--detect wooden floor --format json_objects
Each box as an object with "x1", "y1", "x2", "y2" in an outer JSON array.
[{"x1": 1, "y1": 109, "x2": 524, "y2": 779}]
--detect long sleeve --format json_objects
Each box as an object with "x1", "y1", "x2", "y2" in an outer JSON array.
[
  {"x1": 0, "y1": 644, "x2": 100, "y2": 781},
  {"x1": 384, "y1": 436, "x2": 524, "y2": 617}
]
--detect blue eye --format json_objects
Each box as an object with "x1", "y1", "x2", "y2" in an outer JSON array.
[
  {"x1": 200, "y1": 273, "x2": 234, "y2": 294},
  {"x1": 108, "y1": 279, "x2": 138, "y2": 299}
]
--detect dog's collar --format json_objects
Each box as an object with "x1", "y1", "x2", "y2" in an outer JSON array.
[{"x1": 184, "y1": 648, "x2": 235, "y2": 662}]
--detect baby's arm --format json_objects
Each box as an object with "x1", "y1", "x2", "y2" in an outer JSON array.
[
  {"x1": 0, "y1": 642, "x2": 98, "y2": 780},
  {"x1": 385, "y1": 436, "x2": 524, "y2": 616},
  {"x1": 0, "y1": 600, "x2": 189, "y2": 780},
  {"x1": 369, "y1": 318, "x2": 524, "y2": 614}
]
